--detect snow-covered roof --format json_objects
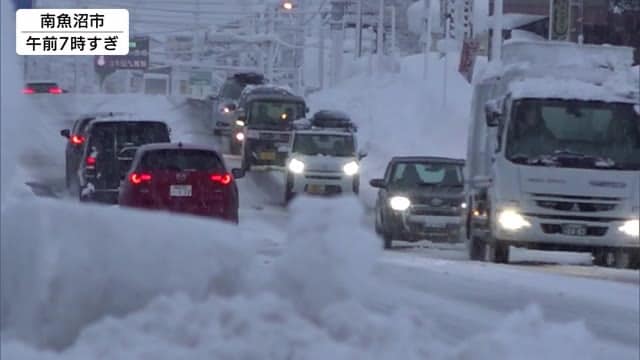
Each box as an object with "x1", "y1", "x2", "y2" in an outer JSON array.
[{"x1": 508, "y1": 78, "x2": 638, "y2": 103}]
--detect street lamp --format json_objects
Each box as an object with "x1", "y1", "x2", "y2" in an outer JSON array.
[{"x1": 282, "y1": 1, "x2": 294, "y2": 11}]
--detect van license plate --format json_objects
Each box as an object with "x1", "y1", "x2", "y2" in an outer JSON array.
[
  {"x1": 561, "y1": 224, "x2": 587, "y2": 236},
  {"x1": 259, "y1": 152, "x2": 276, "y2": 160},
  {"x1": 170, "y1": 185, "x2": 192, "y2": 197}
]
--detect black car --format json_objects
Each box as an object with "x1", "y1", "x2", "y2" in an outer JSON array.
[
  {"x1": 23, "y1": 81, "x2": 66, "y2": 94},
  {"x1": 211, "y1": 72, "x2": 266, "y2": 135},
  {"x1": 71, "y1": 118, "x2": 171, "y2": 203},
  {"x1": 370, "y1": 157, "x2": 466, "y2": 249},
  {"x1": 60, "y1": 112, "x2": 128, "y2": 188}
]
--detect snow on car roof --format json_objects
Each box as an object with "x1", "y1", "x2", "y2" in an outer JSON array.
[
  {"x1": 391, "y1": 156, "x2": 465, "y2": 164},
  {"x1": 508, "y1": 78, "x2": 638, "y2": 103},
  {"x1": 137, "y1": 142, "x2": 220, "y2": 153},
  {"x1": 91, "y1": 113, "x2": 166, "y2": 123},
  {"x1": 242, "y1": 84, "x2": 294, "y2": 96}
]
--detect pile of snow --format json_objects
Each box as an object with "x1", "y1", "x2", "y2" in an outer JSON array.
[
  {"x1": 1, "y1": 0, "x2": 32, "y2": 202},
  {"x1": 309, "y1": 52, "x2": 472, "y2": 207},
  {"x1": 1, "y1": 199, "x2": 252, "y2": 350},
  {"x1": 3, "y1": 196, "x2": 634, "y2": 359}
]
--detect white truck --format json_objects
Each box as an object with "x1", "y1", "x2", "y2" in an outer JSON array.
[{"x1": 463, "y1": 40, "x2": 640, "y2": 268}]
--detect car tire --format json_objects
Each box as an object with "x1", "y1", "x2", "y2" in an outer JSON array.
[{"x1": 613, "y1": 249, "x2": 640, "y2": 269}]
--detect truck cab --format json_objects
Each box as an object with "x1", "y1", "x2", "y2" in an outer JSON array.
[
  {"x1": 235, "y1": 86, "x2": 308, "y2": 170},
  {"x1": 464, "y1": 41, "x2": 640, "y2": 268}
]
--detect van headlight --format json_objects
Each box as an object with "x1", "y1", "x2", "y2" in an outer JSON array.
[
  {"x1": 235, "y1": 120, "x2": 245, "y2": 126},
  {"x1": 389, "y1": 196, "x2": 411, "y2": 211},
  {"x1": 343, "y1": 161, "x2": 359, "y2": 176},
  {"x1": 288, "y1": 158, "x2": 305, "y2": 174},
  {"x1": 498, "y1": 209, "x2": 530, "y2": 231},
  {"x1": 619, "y1": 219, "x2": 639, "y2": 237}
]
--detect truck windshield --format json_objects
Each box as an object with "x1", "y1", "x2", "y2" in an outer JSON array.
[
  {"x1": 391, "y1": 162, "x2": 463, "y2": 187},
  {"x1": 293, "y1": 133, "x2": 355, "y2": 157},
  {"x1": 505, "y1": 99, "x2": 640, "y2": 170},
  {"x1": 249, "y1": 101, "x2": 304, "y2": 128}
]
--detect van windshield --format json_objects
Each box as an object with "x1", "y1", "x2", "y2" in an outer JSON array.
[
  {"x1": 505, "y1": 99, "x2": 640, "y2": 170},
  {"x1": 293, "y1": 133, "x2": 355, "y2": 157}
]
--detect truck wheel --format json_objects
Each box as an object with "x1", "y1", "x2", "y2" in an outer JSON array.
[
  {"x1": 487, "y1": 239, "x2": 510, "y2": 264},
  {"x1": 468, "y1": 235, "x2": 486, "y2": 261},
  {"x1": 613, "y1": 249, "x2": 639, "y2": 269}
]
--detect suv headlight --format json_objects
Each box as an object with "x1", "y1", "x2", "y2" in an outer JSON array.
[
  {"x1": 343, "y1": 161, "x2": 359, "y2": 176},
  {"x1": 498, "y1": 209, "x2": 530, "y2": 231},
  {"x1": 288, "y1": 158, "x2": 305, "y2": 174},
  {"x1": 619, "y1": 219, "x2": 639, "y2": 237},
  {"x1": 389, "y1": 196, "x2": 411, "y2": 211}
]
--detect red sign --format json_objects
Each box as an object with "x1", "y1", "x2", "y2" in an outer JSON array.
[{"x1": 458, "y1": 39, "x2": 479, "y2": 83}]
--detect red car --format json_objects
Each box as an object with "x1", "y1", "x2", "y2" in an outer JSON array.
[{"x1": 118, "y1": 143, "x2": 244, "y2": 223}]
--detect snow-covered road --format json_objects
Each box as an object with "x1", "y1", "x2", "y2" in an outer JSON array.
[{"x1": 4, "y1": 94, "x2": 638, "y2": 359}]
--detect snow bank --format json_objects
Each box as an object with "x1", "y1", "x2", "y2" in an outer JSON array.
[
  {"x1": 2, "y1": 197, "x2": 635, "y2": 359},
  {"x1": 0, "y1": 198, "x2": 253, "y2": 350},
  {"x1": 1, "y1": 0, "x2": 32, "y2": 202},
  {"x1": 309, "y1": 52, "x2": 471, "y2": 207}
]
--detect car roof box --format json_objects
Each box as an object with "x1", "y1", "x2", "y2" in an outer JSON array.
[{"x1": 310, "y1": 110, "x2": 357, "y2": 132}]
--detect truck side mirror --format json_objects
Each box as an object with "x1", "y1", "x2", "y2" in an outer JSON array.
[
  {"x1": 369, "y1": 179, "x2": 386, "y2": 188},
  {"x1": 471, "y1": 175, "x2": 492, "y2": 189},
  {"x1": 484, "y1": 99, "x2": 502, "y2": 127},
  {"x1": 231, "y1": 168, "x2": 245, "y2": 179},
  {"x1": 236, "y1": 109, "x2": 246, "y2": 121}
]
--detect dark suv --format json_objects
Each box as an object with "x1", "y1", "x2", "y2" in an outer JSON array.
[
  {"x1": 210, "y1": 72, "x2": 266, "y2": 135},
  {"x1": 60, "y1": 112, "x2": 127, "y2": 188},
  {"x1": 71, "y1": 118, "x2": 171, "y2": 203}
]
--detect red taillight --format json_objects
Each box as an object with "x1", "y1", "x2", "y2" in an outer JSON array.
[
  {"x1": 71, "y1": 135, "x2": 84, "y2": 145},
  {"x1": 48, "y1": 87, "x2": 63, "y2": 94},
  {"x1": 129, "y1": 173, "x2": 152, "y2": 185},
  {"x1": 85, "y1": 156, "x2": 96, "y2": 166},
  {"x1": 211, "y1": 173, "x2": 232, "y2": 185},
  {"x1": 23, "y1": 88, "x2": 35, "y2": 94}
]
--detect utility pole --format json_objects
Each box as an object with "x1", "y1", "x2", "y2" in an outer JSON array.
[
  {"x1": 492, "y1": 0, "x2": 503, "y2": 61},
  {"x1": 318, "y1": 18, "x2": 325, "y2": 90},
  {"x1": 356, "y1": 0, "x2": 363, "y2": 58},
  {"x1": 376, "y1": 0, "x2": 384, "y2": 71},
  {"x1": 423, "y1": 0, "x2": 431, "y2": 80}
]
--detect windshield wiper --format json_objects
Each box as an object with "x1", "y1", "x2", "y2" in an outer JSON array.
[
  {"x1": 510, "y1": 153, "x2": 560, "y2": 166},
  {"x1": 550, "y1": 150, "x2": 618, "y2": 169}
]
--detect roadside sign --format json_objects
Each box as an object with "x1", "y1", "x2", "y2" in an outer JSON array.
[
  {"x1": 94, "y1": 36, "x2": 149, "y2": 71},
  {"x1": 458, "y1": 38, "x2": 479, "y2": 83},
  {"x1": 189, "y1": 71, "x2": 212, "y2": 86},
  {"x1": 12, "y1": 0, "x2": 32, "y2": 9},
  {"x1": 549, "y1": 0, "x2": 570, "y2": 41}
]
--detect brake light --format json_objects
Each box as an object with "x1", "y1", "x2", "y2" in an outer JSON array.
[
  {"x1": 85, "y1": 156, "x2": 96, "y2": 166},
  {"x1": 71, "y1": 135, "x2": 84, "y2": 145},
  {"x1": 129, "y1": 173, "x2": 152, "y2": 185},
  {"x1": 210, "y1": 173, "x2": 232, "y2": 185},
  {"x1": 48, "y1": 87, "x2": 63, "y2": 94},
  {"x1": 22, "y1": 88, "x2": 35, "y2": 94}
]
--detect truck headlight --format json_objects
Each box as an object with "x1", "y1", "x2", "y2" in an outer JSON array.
[
  {"x1": 288, "y1": 158, "x2": 305, "y2": 174},
  {"x1": 389, "y1": 196, "x2": 411, "y2": 211},
  {"x1": 343, "y1": 161, "x2": 359, "y2": 176},
  {"x1": 235, "y1": 120, "x2": 245, "y2": 126},
  {"x1": 619, "y1": 219, "x2": 639, "y2": 237},
  {"x1": 498, "y1": 209, "x2": 530, "y2": 231}
]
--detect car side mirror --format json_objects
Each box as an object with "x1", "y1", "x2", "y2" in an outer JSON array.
[
  {"x1": 471, "y1": 175, "x2": 492, "y2": 189},
  {"x1": 484, "y1": 99, "x2": 502, "y2": 127},
  {"x1": 60, "y1": 129, "x2": 70, "y2": 138},
  {"x1": 305, "y1": 106, "x2": 310, "y2": 114},
  {"x1": 225, "y1": 103, "x2": 237, "y2": 111},
  {"x1": 357, "y1": 150, "x2": 368, "y2": 160},
  {"x1": 231, "y1": 168, "x2": 245, "y2": 179},
  {"x1": 369, "y1": 179, "x2": 386, "y2": 188},
  {"x1": 209, "y1": 95, "x2": 220, "y2": 101}
]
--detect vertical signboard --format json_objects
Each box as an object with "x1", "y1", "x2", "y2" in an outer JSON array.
[{"x1": 549, "y1": 0, "x2": 570, "y2": 41}]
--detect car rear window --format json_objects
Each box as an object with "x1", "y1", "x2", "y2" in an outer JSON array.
[
  {"x1": 88, "y1": 121, "x2": 170, "y2": 154},
  {"x1": 27, "y1": 82, "x2": 57, "y2": 92},
  {"x1": 139, "y1": 149, "x2": 224, "y2": 171}
]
